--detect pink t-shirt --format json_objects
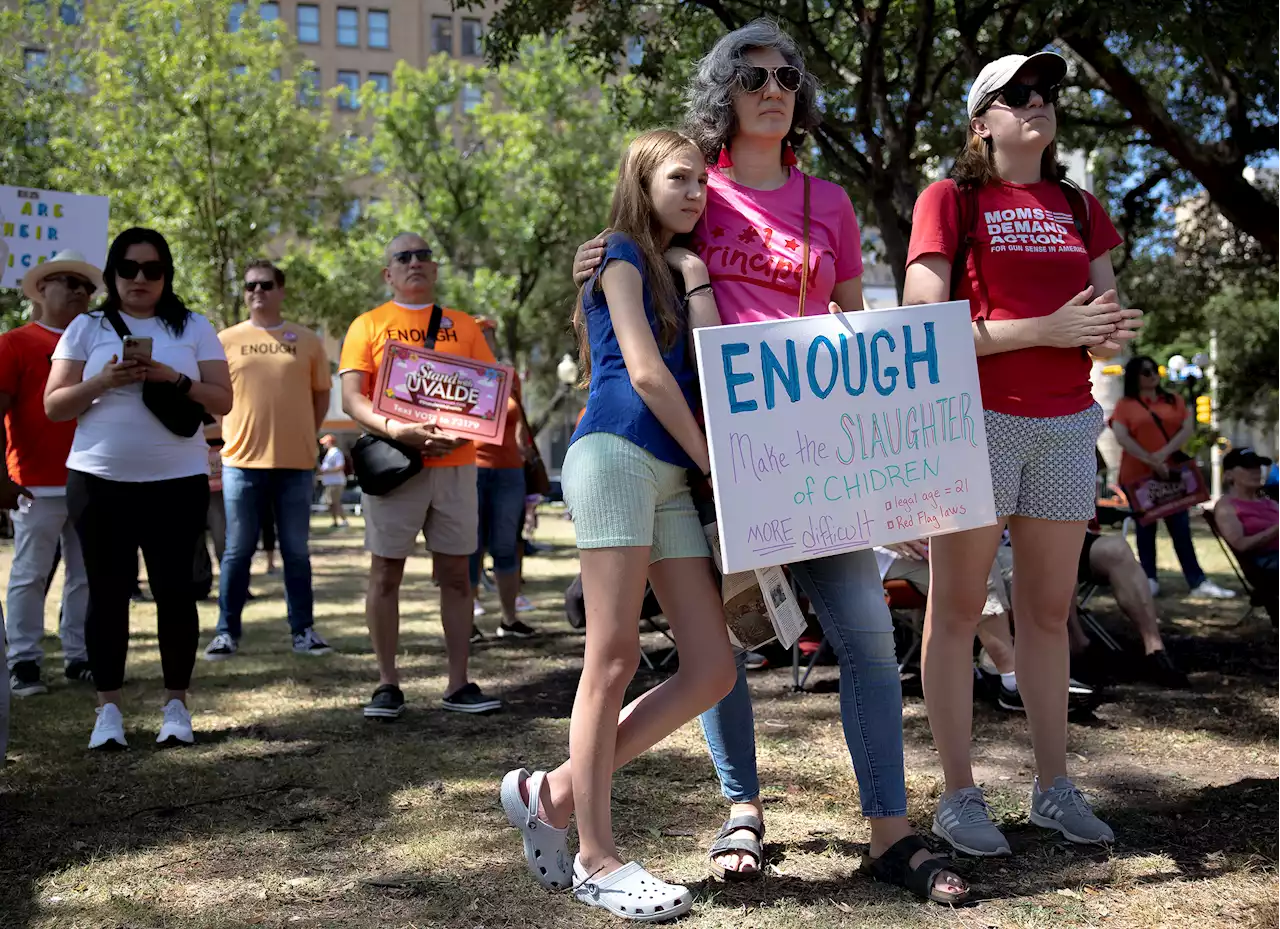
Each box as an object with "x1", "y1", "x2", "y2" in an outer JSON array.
[{"x1": 692, "y1": 168, "x2": 863, "y2": 325}]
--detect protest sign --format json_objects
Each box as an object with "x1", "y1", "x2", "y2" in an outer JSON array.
[
  {"x1": 694, "y1": 301, "x2": 997, "y2": 574},
  {"x1": 372, "y1": 341, "x2": 513, "y2": 445},
  {"x1": 0, "y1": 186, "x2": 109, "y2": 290}
]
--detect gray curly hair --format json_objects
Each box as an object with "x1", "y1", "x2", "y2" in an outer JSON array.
[{"x1": 683, "y1": 18, "x2": 823, "y2": 164}]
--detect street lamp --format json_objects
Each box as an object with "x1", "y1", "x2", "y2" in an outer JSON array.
[{"x1": 556, "y1": 353, "x2": 578, "y2": 386}]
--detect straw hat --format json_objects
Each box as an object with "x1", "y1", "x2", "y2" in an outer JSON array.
[{"x1": 22, "y1": 249, "x2": 105, "y2": 303}]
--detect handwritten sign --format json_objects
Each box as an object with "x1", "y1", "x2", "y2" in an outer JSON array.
[
  {"x1": 694, "y1": 301, "x2": 997, "y2": 574},
  {"x1": 0, "y1": 186, "x2": 109, "y2": 290},
  {"x1": 372, "y1": 341, "x2": 513, "y2": 445}
]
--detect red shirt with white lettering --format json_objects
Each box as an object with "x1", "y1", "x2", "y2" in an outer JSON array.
[{"x1": 907, "y1": 179, "x2": 1121, "y2": 418}]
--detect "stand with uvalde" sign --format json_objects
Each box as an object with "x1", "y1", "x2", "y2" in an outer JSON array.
[{"x1": 694, "y1": 301, "x2": 997, "y2": 574}]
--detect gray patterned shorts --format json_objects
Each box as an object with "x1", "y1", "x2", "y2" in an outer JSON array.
[{"x1": 985, "y1": 404, "x2": 1104, "y2": 521}]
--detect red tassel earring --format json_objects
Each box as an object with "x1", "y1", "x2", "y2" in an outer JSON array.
[
  {"x1": 782, "y1": 142, "x2": 798, "y2": 167},
  {"x1": 716, "y1": 146, "x2": 734, "y2": 169}
]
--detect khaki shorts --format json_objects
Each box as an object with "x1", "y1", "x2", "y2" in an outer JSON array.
[
  {"x1": 324, "y1": 485, "x2": 344, "y2": 506},
  {"x1": 363, "y1": 464, "x2": 478, "y2": 559}
]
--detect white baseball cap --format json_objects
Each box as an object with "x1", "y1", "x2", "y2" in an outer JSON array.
[
  {"x1": 22, "y1": 249, "x2": 105, "y2": 303},
  {"x1": 966, "y1": 51, "x2": 1068, "y2": 119}
]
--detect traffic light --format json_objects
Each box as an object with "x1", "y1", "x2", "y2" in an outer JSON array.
[{"x1": 1195, "y1": 394, "x2": 1213, "y2": 424}]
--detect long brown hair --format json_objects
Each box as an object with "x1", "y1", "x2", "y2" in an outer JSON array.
[
  {"x1": 951, "y1": 124, "x2": 1062, "y2": 190},
  {"x1": 573, "y1": 129, "x2": 702, "y2": 387}
]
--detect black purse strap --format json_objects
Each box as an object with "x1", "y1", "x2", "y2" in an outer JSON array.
[
  {"x1": 103, "y1": 307, "x2": 131, "y2": 340},
  {"x1": 423, "y1": 304, "x2": 443, "y2": 349},
  {"x1": 1142, "y1": 397, "x2": 1175, "y2": 443}
]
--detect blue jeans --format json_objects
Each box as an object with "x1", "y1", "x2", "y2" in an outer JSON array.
[
  {"x1": 698, "y1": 548, "x2": 907, "y2": 818},
  {"x1": 217, "y1": 466, "x2": 315, "y2": 638},
  {"x1": 1135, "y1": 509, "x2": 1205, "y2": 588},
  {"x1": 469, "y1": 467, "x2": 526, "y2": 585}
]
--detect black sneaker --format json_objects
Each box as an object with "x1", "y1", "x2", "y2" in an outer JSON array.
[
  {"x1": 997, "y1": 679, "x2": 1024, "y2": 712},
  {"x1": 9, "y1": 660, "x2": 47, "y2": 697},
  {"x1": 1143, "y1": 649, "x2": 1190, "y2": 689},
  {"x1": 997, "y1": 677, "x2": 1096, "y2": 713},
  {"x1": 495, "y1": 620, "x2": 538, "y2": 639},
  {"x1": 364, "y1": 684, "x2": 405, "y2": 719},
  {"x1": 441, "y1": 683, "x2": 502, "y2": 714},
  {"x1": 64, "y1": 660, "x2": 94, "y2": 684}
]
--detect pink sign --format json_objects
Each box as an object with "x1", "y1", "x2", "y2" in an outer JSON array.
[{"x1": 372, "y1": 342, "x2": 513, "y2": 445}]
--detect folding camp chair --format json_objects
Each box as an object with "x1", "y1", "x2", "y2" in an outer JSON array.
[
  {"x1": 563, "y1": 574, "x2": 678, "y2": 670},
  {"x1": 1202, "y1": 506, "x2": 1273, "y2": 626},
  {"x1": 1075, "y1": 580, "x2": 1124, "y2": 652}
]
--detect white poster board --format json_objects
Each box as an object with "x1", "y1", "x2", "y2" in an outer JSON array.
[
  {"x1": 0, "y1": 186, "x2": 110, "y2": 290},
  {"x1": 694, "y1": 301, "x2": 997, "y2": 574}
]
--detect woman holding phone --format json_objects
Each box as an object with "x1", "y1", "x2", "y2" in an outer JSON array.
[
  {"x1": 46, "y1": 227, "x2": 232, "y2": 751},
  {"x1": 904, "y1": 52, "x2": 1141, "y2": 856},
  {"x1": 573, "y1": 19, "x2": 968, "y2": 906}
]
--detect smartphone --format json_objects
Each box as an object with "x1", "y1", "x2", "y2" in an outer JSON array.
[{"x1": 121, "y1": 336, "x2": 153, "y2": 362}]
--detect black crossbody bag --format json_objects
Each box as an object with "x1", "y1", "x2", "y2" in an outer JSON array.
[
  {"x1": 103, "y1": 309, "x2": 212, "y2": 438},
  {"x1": 350, "y1": 304, "x2": 443, "y2": 496}
]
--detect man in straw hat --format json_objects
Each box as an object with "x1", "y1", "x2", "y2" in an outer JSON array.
[{"x1": 2, "y1": 249, "x2": 103, "y2": 697}]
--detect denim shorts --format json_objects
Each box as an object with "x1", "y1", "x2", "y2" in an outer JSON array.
[
  {"x1": 562, "y1": 432, "x2": 708, "y2": 564},
  {"x1": 985, "y1": 404, "x2": 1103, "y2": 521}
]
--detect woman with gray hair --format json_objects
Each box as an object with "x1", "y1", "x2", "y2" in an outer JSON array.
[{"x1": 573, "y1": 17, "x2": 968, "y2": 906}]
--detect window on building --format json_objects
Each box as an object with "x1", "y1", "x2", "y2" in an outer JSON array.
[
  {"x1": 298, "y1": 68, "x2": 320, "y2": 106},
  {"x1": 431, "y1": 16, "x2": 452, "y2": 55},
  {"x1": 296, "y1": 4, "x2": 319, "y2": 43},
  {"x1": 367, "y1": 9, "x2": 389, "y2": 49},
  {"x1": 461, "y1": 84, "x2": 483, "y2": 113},
  {"x1": 461, "y1": 18, "x2": 483, "y2": 57},
  {"x1": 336, "y1": 70, "x2": 361, "y2": 110},
  {"x1": 59, "y1": 1, "x2": 82, "y2": 26},
  {"x1": 259, "y1": 2, "x2": 279, "y2": 21},
  {"x1": 368, "y1": 71, "x2": 390, "y2": 95},
  {"x1": 336, "y1": 7, "x2": 358, "y2": 46}
]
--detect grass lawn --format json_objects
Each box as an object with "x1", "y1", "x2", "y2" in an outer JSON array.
[{"x1": 1, "y1": 509, "x2": 1276, "y2": 928}]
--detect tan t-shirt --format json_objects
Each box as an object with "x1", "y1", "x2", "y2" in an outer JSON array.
[{"x1": 219, "y1": 320, "x2": 331, "y2": 470}]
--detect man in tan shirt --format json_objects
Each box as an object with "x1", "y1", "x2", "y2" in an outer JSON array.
[{"x1": 204, "y1": 259, "x2": 333, "y2": 660}]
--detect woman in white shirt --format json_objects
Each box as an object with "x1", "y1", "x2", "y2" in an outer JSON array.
[{"x1": 45, "y1": 228, "x2": 232, "y2": 751}]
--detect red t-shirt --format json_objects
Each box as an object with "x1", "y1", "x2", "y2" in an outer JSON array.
[
  {"x1": 0, "y1": 322, "x2": 76, "y2": 489},
  {"x1": 908, "y1": 179, "x2": 1122, "y2": 418}
]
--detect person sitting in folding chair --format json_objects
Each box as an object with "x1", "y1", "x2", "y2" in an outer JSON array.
[
  {"x1": 1212, "y1": 448, "x2": 1278, "y2": 622},
  {"x1": 1067, "y1": 515, "x2": 1189, "y2": 688}
]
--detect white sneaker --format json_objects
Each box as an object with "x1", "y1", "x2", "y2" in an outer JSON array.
[
  {"x1": 1191, "y1": 579, "x2": 1236, "y2": 599},
  {"x1": 1148, "y1": 578, "x2": 1160, "y2": 597},
  {"x1": 157, "y1": 699, "x2": 195, "y2": 746},
  {"x1": 88, "y1": 703, "x2": 128, "y2": 751}
]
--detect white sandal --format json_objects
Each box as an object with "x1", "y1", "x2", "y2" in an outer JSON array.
[
  {"x1": 572, "y1": 856, "x2": 693, "y2": 922},
  {"x1": 500, "y1": 768, "x2": 572, "y2": 890}
]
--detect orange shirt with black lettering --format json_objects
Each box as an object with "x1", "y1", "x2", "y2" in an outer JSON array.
[
  {"x1": 0, "y1": 322, "x2": 76, "y2": 491},
  {"x1": 338, "y1": 302, "x2": 496, "y2": 468}
]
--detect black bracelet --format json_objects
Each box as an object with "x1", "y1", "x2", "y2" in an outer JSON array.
[
  {"x1": 175, "y1": 373, "x2": 192, "y2": 395},
  {"x1": 702, "y1": 470, "x2": 713, "y2": 481},
  {"x1": 682, "y1": 283, "x2": 714, "y2": 306}
]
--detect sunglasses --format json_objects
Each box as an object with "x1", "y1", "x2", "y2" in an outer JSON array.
[
  {"x1": 740, "y1": 65, "x2": 803, "y2": 94},
  {"x1": 1140, "y1": 365, "x2": 1158, "y2": 376},
  {"x1": 46, "y1": 274, "x2": 96, "y2": 295},
  {"x1": 993, "y1": 81, "x2": 1061, "y2": 109},
  {"x1": 392, "y1": 248, "x2": 434, "y2": 265},
  {"x1": 116, "y1": 259, "x2": 166, "y2": 282},
  {"x1": 244, "y1": 280, "x2": 276, "y2": 292}
]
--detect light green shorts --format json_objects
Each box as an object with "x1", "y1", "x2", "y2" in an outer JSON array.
[{"x1": 563, "y1": 432, "x2": 709, "y2": 564}]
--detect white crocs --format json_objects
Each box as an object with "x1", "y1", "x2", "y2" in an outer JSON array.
[
  {"x1": 572, "y1": 856, "x2": 693, "y2": 922},
  {"x1": 500, "y1": 768, "x2": 572, "y2": 890}
]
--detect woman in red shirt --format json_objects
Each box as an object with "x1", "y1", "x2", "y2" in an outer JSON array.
[
  {"x1": 904, "y1": 51, "x2": 1142, "y2": 857},
  {"x1": 1109, "y1": 356, "x2": 1234, "y2": 599}
]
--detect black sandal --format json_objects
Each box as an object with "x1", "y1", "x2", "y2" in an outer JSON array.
[
  {"x1": 707, "y1": 813, "x2": 765, "y2": 881},
  {"x1": 861, "y1": 834, "x2": 970, "y2": 905}
]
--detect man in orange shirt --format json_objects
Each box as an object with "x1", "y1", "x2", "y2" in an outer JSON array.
[
  {"x1": 340, "y1": 233, "x2": 501, "y2": 719},
  {"x1": 1, "y1": 250, "x2": 102, "y2": 697}
]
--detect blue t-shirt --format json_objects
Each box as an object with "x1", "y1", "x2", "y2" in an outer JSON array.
[{"x1": 571, "y1": 234, "x2": 699, "y2": 469}]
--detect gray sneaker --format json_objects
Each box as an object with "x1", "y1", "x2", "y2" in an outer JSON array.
[
  {"x1": 932, "y1": 786, "x2": 1012, "y2": 856},
  {"x1": 1030, "y1": 776, "x2": 1115, "y2": 845}
]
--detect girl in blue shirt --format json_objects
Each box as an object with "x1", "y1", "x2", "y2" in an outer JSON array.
[{"x1": 501, "y1": 129, "x2": 735, "y2": 921}]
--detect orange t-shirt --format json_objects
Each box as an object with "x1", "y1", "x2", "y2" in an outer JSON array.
[
  {"x1": 0, "y1": 322, "x2": 76, "y2": 490},
  {"x1": 338, "y1": 302, "x2": 496, "y2": 468},
  {"x1": 1109, "y1": 393, "x2": 1189, "y2": 485},
  {"x1": 477, "y1": 374, "x2": 524, "y2": 470}
]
